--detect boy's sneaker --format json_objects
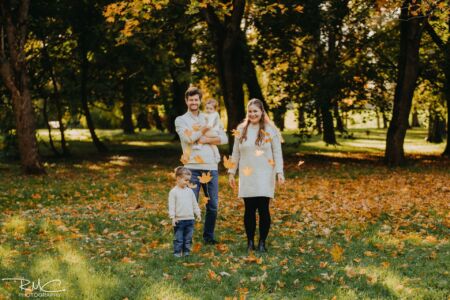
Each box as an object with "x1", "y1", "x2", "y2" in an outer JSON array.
[
  {"x1": 174, "y1": 253, "x2": 182, "y2": 258},
  {"x1": 184, "y1": 252, "x2": 190, "y2": 257}
]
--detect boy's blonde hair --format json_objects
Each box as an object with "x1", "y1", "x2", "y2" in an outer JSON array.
[
  {"x1": 205, "y1": 98, "x2": 218, "y2": 110},
  {"x1": 174, "y1": 166, "x2": 192, "y2": 178}
]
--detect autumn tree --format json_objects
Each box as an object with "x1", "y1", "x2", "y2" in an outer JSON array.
[{"x1": 0, "y1": 0, "x2": 45, "y2": 174}]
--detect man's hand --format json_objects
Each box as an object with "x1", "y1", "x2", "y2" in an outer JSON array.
[
  {"x1": 172, "y1": 218, "x2": 177, "y2": 227},
  {"x1": 228, "y1": 173, "x2": 236, "y2": 188}
]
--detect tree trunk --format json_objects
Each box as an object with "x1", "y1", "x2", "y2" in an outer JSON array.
[
  {"x1": 376, "y1": 107, "x2": 381, "y2": 129},
  {"x1": 42, "y1": 96, "x2": 60, "y2": 156},
  {"x1": 241, "y1": 33, "x2": 268, "y2": 110},
  {"x1": 411, "y1": 107, "x2": 420, "y2": 127},
  {"x1": 443, "y1": 17, "x2": 450, "y2": 156},
  {"x1": 79, "y1": 35, "x2": 107, "y2": 153},
  {"x1": 427, "y1": 109, "x2": 444, "y2": 143},
  {"x1": 121, "y1": 82, "x2": 134, "y2": 134},
  {"x1": 272, "y1": 101, "x2": 286, "y2": 132},
  {"x1": 321, "y1": 104, "x2": 337, "y2": 144},
  {"x1": 298, "y1": 103, "x2": 306, "y2": 129},
  {"x1": 334, "y1": 104, "x2": 345, "y2": 133},
  {"x1": 0, "y1": 0, "x2": 45, "y2": 174},
  {"x1": 168, "y1": 35, "x2": 192, "y2": 135},
  {"x1": 42, "y1": 41, "x2": 69, "y2": 156},
  {"x1": 385, "y1": 0, "x2": 424, "y2": 166},
  {"x1": 202, "y1": 1, "x2": 247, "y2": 150},
  {"x1": 315, "y1": 105, "x2": 322, "y2": 134}
]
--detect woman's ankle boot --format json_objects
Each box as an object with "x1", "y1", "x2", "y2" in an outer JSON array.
[
  {"x1": 257, "y1": 240, "x2": 267, "y2": 252},
  {"x1": 247, "y1": 240, "x2": 255, "y2": 252}
]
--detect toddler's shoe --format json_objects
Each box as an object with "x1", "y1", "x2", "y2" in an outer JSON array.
[
  {"x1": 174, "y1": 253, "x2": 182, "y2": 258},
  {"x1": 184, "y1": 252, "x2": 190, "y2": 257}
]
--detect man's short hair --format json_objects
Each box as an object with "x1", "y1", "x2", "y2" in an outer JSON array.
[{"x1": 185, "y1": 86, "x2": 202, "y2": 101}]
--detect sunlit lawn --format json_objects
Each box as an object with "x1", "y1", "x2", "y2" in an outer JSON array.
[{"x1": 0, "y1": 128, "x2": 448, "y2": 299}]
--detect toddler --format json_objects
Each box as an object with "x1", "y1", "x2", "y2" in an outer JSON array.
[{"x1": 168, "y1": 167, "x2": 201, "y2": 257}]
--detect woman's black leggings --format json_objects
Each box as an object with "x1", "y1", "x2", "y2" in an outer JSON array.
[{"x1": 243, "y1": 197, "x2": 271, "y2": 242}]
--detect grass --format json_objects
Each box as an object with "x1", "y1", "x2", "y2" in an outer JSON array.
[{"x1": 0, "y1": 128, "x2": 449, "y2": 299}]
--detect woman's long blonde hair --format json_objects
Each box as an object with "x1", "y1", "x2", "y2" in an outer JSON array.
[{"x1": 239, "y1": 99, "x2": 282, "y2": 145}]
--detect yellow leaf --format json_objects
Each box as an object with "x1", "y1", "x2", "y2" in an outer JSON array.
[
  {"x1": 192, "y1": 243, "x2": 202, "y2": 253},
  {"x1": 366, "y1": 275, "x2": 377, "y2": 285},
  {"x1": 242, "y1": 166, "x2": 253, "y2": 176},
  {"x1": 255, "y1": 149, "x2": 264, "y2": 157},
  {"x1": 294, "y1": 5, "x2": 304, "y2": 13},
  {"x1": 330, "y1": 244, "x2": 344, "y2": 262},
  {"x1": 381, "y1": 261, "x2": 390, "y2": 268},
  {"x1": 194, "y1": 155, "x2": 205, "y2": 164},
  {"x1": 223, "y1": 156, "x2": 236, "y2": 169},
  {"x1": 304, "y1": 285, "x2": 316, "y2": 291},
  {"x1": 192, "y1": 124, "x2": 202, "y2": 131},
  {"x1": 268, "y1": 159, "x2": 275, "y2": 167},
  {"x1": 232, "y1": 129, "x2": 241, "y2": 138},
  {"x1": 264, "y1": 137, "x2": 273, "y2": 143},
  {"x1": 121, "y1": 257, "x2": 133, "y2": 263},
  {"x1": 198, "y1": 172, "x2": 212, "y2": 184},
  {"x1": 319, "y1": 261, "x2": 328, "y2": 268}
]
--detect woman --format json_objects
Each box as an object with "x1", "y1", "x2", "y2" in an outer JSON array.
[{"x1": 228, "y1": 99, "x2": 284, "y2": 252}]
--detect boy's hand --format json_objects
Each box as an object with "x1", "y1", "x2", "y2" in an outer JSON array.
[
  {"x1": 196, "y1": 215, "x2": 202, "y2": 222},
  {"x1": 172, "y1": 218, "x2": 177, "y2": 227}
]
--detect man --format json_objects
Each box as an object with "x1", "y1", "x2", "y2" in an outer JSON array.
[{"x1": 175, "y1": 86, "x2": 228, "y2": 244}]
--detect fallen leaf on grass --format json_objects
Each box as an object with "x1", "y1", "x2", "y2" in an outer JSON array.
[
  {"x1": 304, "y1": 285, "x2": 316, "y2": 291},
  {"x1": 330, "y1": 244, "x2": 344, "y2": 262},
  {"x1": 183, "y1": 262, "x2": 205, "y2": 267}
]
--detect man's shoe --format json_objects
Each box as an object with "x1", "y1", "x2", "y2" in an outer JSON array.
[
  {"x1": 247, "y1": 240, "x2": 255, "y2": 252},
  {"x1": 257, "y1": 240, "x2": 267, "y2": 252},
  {"x1": 204, "y1": 239, "x2": 219, "y2": 245}
]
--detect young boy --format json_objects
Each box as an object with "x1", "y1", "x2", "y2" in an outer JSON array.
[{"x1": 168, "y1": 167, "x2": 201, "y2": 257}]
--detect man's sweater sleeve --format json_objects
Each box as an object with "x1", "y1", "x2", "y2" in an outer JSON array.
[
  {"x1": 168, "y1": 189, "x2": 176, "y2": 219},
  {"x1": 175, "y1": 117, "x2": 202, "y2": 144}
]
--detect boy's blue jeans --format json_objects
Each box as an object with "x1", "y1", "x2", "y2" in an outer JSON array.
[
  {"x1": 189, "y1": 169, "x2": 219, "y2": 242},
  {"x1": 173, "y1": 219, "x2": 194, "y2": 254}
]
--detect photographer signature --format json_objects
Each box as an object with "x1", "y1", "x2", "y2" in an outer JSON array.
[{"x1": 2, "y1": 278, "x2": 66, "y2": 293}]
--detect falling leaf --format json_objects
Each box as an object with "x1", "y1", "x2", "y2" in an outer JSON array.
[
  {"x1": 198, "y1": 172, "x2": 212, "y2": 184},
  {"x1": 194, "y1": 155, "x2": 205, "y2": 164},
  {"x1": 192, "y1": 124, "x2": 202, "y2": 131},
  {"x1": 294, "y1": 4, "x2": 304, "y2": 13},
  {"x1": 330, "y1": 244, "x2": 344, "y2": 262},
  {"x1": 255, "y1": 149, "x2": 264, "y2": 157},
  {"x1": 297, "y1": 161, "x2": 305, "y2": 167},
  {"x1": 260, "y1": 129, "x2": 270, "y2": 136},
  {"x1": 242, "y1": 166, "x2": 253, "y2": 176},
  {"x1": 232, "y1": 129, "x2": 241, "y2": 137},
  {"x1": 264, "y1": 137, "x2": 273, "y2": 143},
  {"x1": 223, "y1": 156, "x2": 236, "y2": 169},
  {"x1": 268, "y1": 159, "x2": 275, "y2": 167},
  {"x1": 188, "y1": 183, "x2": 197, "y2": 189},
  {"x1": 184, "y1": 129, "x2": 192, "y2": 137}
]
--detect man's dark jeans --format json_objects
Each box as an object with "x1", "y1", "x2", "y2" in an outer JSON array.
[{"x1": 189, "y1": 169, "x2": 219, "y2": 242}]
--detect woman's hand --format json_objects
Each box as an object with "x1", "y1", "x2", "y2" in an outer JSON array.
[
  {"x1": 228, "y1": 173, "x2": 236, "y2": 188},
  {"x1": 277, "y1": 173, "x2": 285, "y2": 185}
]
